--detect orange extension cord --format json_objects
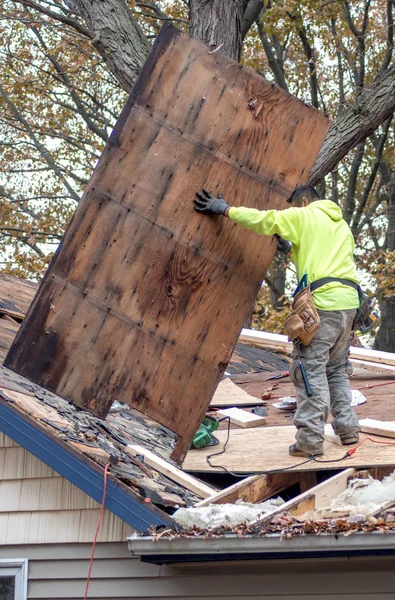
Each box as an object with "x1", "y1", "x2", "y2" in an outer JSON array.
[
  {"x1": 84, "y1": 462, "x2": 111, "y2": 600},
  {"x1": 346, "y1": 435, "x2": 395, "y2": 457}
]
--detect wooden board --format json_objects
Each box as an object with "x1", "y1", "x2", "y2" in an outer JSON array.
[
  {"x1": 195, "y1": 472, "x2": 300, "y2": 506},
  {"x1": 359, "y1": 418, "x2": 395, "y2": 439},
  {"x1": 0, "y1": 274, "x2": 36, "y2": 321},
  {"x1": 239, "y1": 329, "x2": 395, "y2": 371},
  {"x1": 183, "y1": 426, "x2": 395, "y2": 472},
  {"x1": 217, "y1": 407, "x2": 266, "y2": 427},
  {"x1": 5, "y1": 24, "x2": 329, "y2": 463},
  {"x1": 252, "y1": 469, "x2": 356, "y2": 524},
  {"x1": 125, "y1": 444, "x2": 216, "y2": 498},
  {"x1": 210, "y1": 377, "x2": 265, "y2": 407}
]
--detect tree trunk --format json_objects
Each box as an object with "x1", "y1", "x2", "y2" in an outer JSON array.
[
  {"x1": 309, "y1": 67, "x2": 395, "y2": 184},
  {"x1": 62, "y1": 1, "x2": 395, "y2": 181},
  {"x1": 189, "y1": 0, "x2": 246, "y2": 61},
  {"x1": 268, "y1": 256, "x2": 286, "y2": 308},
  {"x1": 374, "y1": 175, "x2": 395, "y2": 352},
  {"x1": 64, "y1": 0, "x2": 151, "y2": 92}
]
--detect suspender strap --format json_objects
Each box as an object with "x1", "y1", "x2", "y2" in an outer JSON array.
[{"x1": 310, "y1": 277, "x2": 361, "y2": 293}]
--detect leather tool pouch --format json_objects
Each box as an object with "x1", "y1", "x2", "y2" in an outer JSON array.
[{"x1": 284, "y1": 286, "x2": 320, "y2": 346}]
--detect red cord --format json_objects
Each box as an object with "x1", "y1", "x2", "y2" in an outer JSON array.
[
  {"x1": 346, "y1": 436, "x2": 395, "y2": 457},
  {"x1": 84, "y1": 463, "x2": 111, "y2": 600}
]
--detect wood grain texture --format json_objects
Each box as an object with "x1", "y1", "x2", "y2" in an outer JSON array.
[
  {"x1": 5, "y1": 24, "x2": 329, "y2": 462},
  {"x1": 183, "y1": 426, "x2": 395, "y2": 473}
]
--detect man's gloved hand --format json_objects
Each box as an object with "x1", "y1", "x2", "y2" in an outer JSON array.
[
  {"x1": 276, "y1": 235, "x2": 292, "y2": 256},
  {"x1": 194, "y1": 189, "x2": 229, "y2": 215}
]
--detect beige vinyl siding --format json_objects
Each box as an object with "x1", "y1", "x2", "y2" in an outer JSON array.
[
  {"x1": 0, "y1": 544, "x2": 395, "y2": 600},
  {"x1": 0, "y1": 434, "x2": 133, "y2": 544}
]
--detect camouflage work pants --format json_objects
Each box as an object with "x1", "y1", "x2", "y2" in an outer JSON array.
[{"x1": 290, "y1": 309, "x2": 360, "y2": 454}]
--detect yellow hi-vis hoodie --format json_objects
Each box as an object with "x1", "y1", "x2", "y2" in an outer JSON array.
[{"x1": 228, "y1": 200, "x2": 360, "y2": 311}]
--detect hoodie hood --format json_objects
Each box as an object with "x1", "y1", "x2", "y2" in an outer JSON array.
[{"x1": 310, "y1": 200, "x2": 343, "y2": 221}]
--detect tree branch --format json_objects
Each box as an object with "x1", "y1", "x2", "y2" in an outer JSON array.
[
  {"x1": 353, "y1": 116, "x2": 393, "y2": 236},
  {"x1": 11, "y1": 0, "x2": 93, "y2": 39},
  {"x1": 241, "y1": 0, "x2": 263, "y2": 40},
  {"x1": 63, "y1": 0, "x2": 151, "y2": 92},
  {"x1": 0, "y1": 81, "x2": 80, "y2": 202},
  {"x1": 344, "y1": 141, "x2": 365, "y2": 225},
  {"x1": 256, "y1": 9, "x2": 289, "y2": 91},
  {"x1": 308, "y1": 67, "x2": 395, "y2": 184},
  {"x1": 380, "y1": 0, "x2": 394, "y2": 73}
]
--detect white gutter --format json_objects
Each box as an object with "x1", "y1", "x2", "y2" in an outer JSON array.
[{"x1": 128, "y1": 531, "x2": 395, "y2": 560}]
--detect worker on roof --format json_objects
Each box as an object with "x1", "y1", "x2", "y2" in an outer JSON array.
[{"x1": 194, "y1": 184, "x2": 360, "y2": 458}]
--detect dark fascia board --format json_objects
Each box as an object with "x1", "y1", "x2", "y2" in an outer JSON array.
[
  {"x1": 128, "y1": 532, "x2": 395, "y2": 564},
  {"x1": 0, "y1": 396, "x2": 173, "y2": 532}
]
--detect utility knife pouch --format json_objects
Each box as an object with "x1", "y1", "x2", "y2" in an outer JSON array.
[{"x1": 284, "y1": 286, "x2": 320, "y2": 346}]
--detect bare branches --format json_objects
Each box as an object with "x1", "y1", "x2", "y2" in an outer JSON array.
[
  {"x1": 380, "y1": 0, "x2": 394, "y2": 73},
  {"x1": 27, "y1": 20, "x2": 110, "y2": 142},
  {"x1": 256, "y1": 9, "x2": 289, "y2": 92},
  {"x1": 353, "y1": 116, "x2": 393, "y2": 236},
  {"x1": 11, "y1": 0, "x2": 93, "y2": 39},
  {"x1": 342, "y1": 0, "x2": 371, "y2": 91},
  {"x1": 0, "y1": 81, "x2": 80, "y2": 202},
  {"x1": 309, "y1": 67, "x2": 395, "y2": 184},
  {"x1": 344, "y1": 141, "x2": 365, "y2": 224}
]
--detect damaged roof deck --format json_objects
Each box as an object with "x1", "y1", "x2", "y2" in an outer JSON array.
[{"x1": 1, "y1": 273, "x2": 395, "y2": 541}]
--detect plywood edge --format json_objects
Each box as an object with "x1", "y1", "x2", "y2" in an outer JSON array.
[{"x1": 125, "y1": 444, "x2": 216, "y2": 498}]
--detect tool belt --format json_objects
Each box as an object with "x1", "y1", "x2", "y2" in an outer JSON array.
[
  {"x1": 284, "y1": 276, "x2": 361, "y2": 346},
  {"x1": 284, "y1": 285, "x2": 320, "y2": 346}
]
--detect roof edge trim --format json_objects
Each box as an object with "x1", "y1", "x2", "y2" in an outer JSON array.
[{"x1": 128, "y1": 531, "x2": 395, "y2": 562}]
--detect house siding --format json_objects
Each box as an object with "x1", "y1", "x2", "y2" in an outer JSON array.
[
  {"x1": 0, "y1": 544, "x2": 394, "y2": 600},
  {"x1": 0, "y1": 434, "x2": 133, "y2": 544}
]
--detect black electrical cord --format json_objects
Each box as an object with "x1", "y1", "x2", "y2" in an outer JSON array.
[
  {"x1": 205, "y1": 417, "x2": 317, "y2": 477},
  {"x1": 312, "y1": 454, "x2": 350, "y2": 463}
]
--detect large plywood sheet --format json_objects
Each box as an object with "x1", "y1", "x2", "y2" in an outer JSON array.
[
  {"x1": 5, "y1": 24, "x2": 329, "y2": 461},
  {"x1": 183, "y1": 426, "x2": 395, "y2": 472}
]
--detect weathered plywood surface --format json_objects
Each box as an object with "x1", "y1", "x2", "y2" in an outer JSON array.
[
  {"x1": 5, "y1": 24, "x2": 329, "y2": 461},
  {"x1": 183, "y1": 426, "x2": 395, "y2": 473}
]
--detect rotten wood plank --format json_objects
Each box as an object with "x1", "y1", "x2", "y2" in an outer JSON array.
[
  {"x1": 0, "y1": 273, "x2": 37, "y2": 321},
  {"x1": 125, "y1": 444, "x2": 216, "y2": 498},
  {"x1": 194, "y1": 472, "x2": 300, "y2": 506},
  {"x1": 5, "y1": 24, "x2": 329, "y2": 463}
]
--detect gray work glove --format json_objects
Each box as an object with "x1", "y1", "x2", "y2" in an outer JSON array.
[{"x1": 194, "y1": 189, "x2": 229, "y2": 215}]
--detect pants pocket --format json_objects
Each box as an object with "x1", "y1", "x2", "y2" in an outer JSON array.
[{"x1": 290, "y1": 359, "x2": 302, "y2": 384}]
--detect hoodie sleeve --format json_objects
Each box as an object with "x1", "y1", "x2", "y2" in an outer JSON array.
[{"x1": 228, "y1": 206, "x2": 305, "y2": 245}]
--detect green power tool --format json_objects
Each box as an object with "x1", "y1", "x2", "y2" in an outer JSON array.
[{"x1": 192, "y1": 415, "x2": 220, "y2": 449}]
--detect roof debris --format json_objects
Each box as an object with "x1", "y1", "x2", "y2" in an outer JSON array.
[{"x1": 1, "y1": 273, "x2": 395, "y2": 539}]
